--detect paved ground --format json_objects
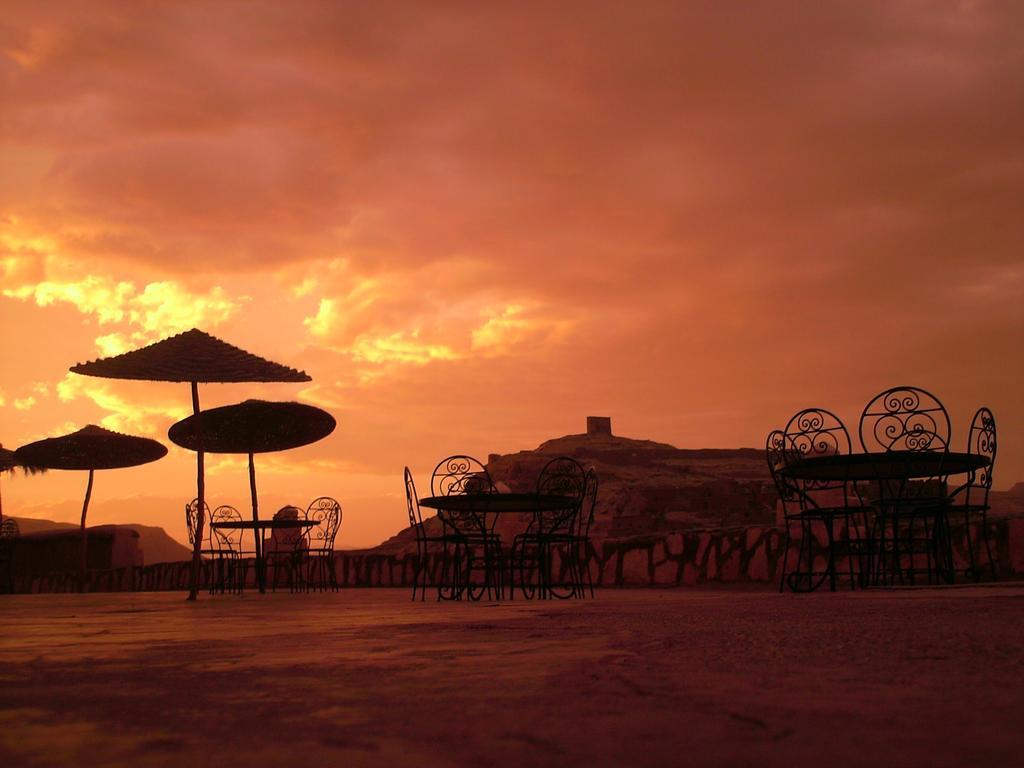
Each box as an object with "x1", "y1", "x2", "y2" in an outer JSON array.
[{"x1": 0, "y1": 586, "x2": 1022, "y2": 767}]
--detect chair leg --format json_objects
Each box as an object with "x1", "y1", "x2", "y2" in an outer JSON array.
[
  {"x1": 962, "y1": 511, "x2": 978, "y2": 581},
  {"x1": 412, "y1": 555, "x2": 423, "y2": 601},
  {"x1": 980, "y1": 512, "x2": 997, "y2": 581},
  {"x1": 779, "y1": 520, "x2": 793, "y2": 593},
  {"x1": 585, "y1": 541, "x2": 596, "y2": 598},
  {"x1": 793, "y1": 519, "x2": 812, "y2": 592},
  {"x1": 825, "y1": 519, "x2": 837, "y2": 592},
  {"x1": 842, "y1": 514, "x2": 856, "y2": 590}
]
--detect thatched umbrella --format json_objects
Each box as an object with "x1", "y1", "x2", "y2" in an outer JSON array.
[
  {"x1": 168, "y1": 400, "x2": 336, "y2": 592},
  {"x1": 0, "y1": 443, "x2": 47, "y2": 524},
  {"x1": 0, "y1": 446, "x2": 14, "y2": 525},
  {"x1": 15, "y1": 425, "x2": 166, "y2": 585},
  {"x1": 69, "y1": 328, "x2": 310, "y2": 600}
]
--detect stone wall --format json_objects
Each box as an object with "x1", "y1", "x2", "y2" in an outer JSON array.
[{"x1": 7, "y1": 516, "x2": 1023, "y2": 593}]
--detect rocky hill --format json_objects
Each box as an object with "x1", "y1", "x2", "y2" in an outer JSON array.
[
  {"x1": 485, "y1": 426, "x2": 776, "y2": 538},
  {"x1": 375, "y1": 418, "x2": 777, "y2": 553}
]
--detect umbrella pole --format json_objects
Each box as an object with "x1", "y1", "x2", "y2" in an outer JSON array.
[
  {"x1": 80, "y1": 469, "x2": 94, "y2": 591},
  {"x1": 249, "y1": 452, "x2": 264, "y2": 593},
  {"x1": 187, "y1": 381, "x2": 206, "y2": 601}
]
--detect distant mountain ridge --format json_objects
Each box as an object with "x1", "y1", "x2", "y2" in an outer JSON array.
[{"x1": 7, "y1": 517, "x2": 192, "y2": 565}]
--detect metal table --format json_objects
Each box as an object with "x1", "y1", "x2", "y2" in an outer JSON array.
[
  {"x1": 781, "y1": 451, "x2": 990, "y2": 586},
  {"x1": 419, "y1": 492, "x2": 577, "y2": 515},
  {"x1": 419, "y1": 493, "x2": 578, "y2": 600},
  {"x1": 781, "y1": 451, "x2": 987, "y2": 482}
]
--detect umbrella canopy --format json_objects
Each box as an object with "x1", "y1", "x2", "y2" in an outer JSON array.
[
  {"x1": 68, "y1": 327, "x2": 311, "y2": 600},
  {"x1": 0, "y1": 446, "x2": 15, "y2": 473},
  {"x1": 14, "y1": 425, "x2": 166, "y2": 586},
  {"x1": 168, "y1": 400, "x2": 335, "y2": 593},
  {"x1": 1, "y1": 442, "x2": 47, "y2": 528},
  {"x1": 168, "y1": 400, "x2": 336, "y2": 454},
  {"x1": 1, "y1": 443, "x2": 47, "y2": 524},
  {"x1": 70, "y1": 328, "x2": 311, "y2": 383},
  {"x1": 15, "y1": 425, "x2": 167, "y2": 470}
]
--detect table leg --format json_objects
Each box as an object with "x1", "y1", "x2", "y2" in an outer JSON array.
[{"x1": 254, "y1": 528, "x2": 266, "y2": 594}]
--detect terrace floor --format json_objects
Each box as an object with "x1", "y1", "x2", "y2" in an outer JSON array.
[{"x1": 1, "y1": 585, "x2": 1022, "y2": 767}]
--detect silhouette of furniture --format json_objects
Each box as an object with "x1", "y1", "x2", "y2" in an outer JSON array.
[
  {"x1": 211, "y1": 514, "x2": 317, "y2": 592},
  {"x1": 566, "y1": 467, "x2": 599, "y2": 598},
  {"x1": 426, "y1": 455, "x2": 503, "y2": 601},
  {"x1": 16, "y1": 425, "x2": 166, "y2": 590},
  {"x1": 941, "y1": 408, "x2": 997, "y2": 581},
  {"x1": 304, "y1": 497, "x2": 342, "y2": 591},
  {"x1": 70, "y1": 328, "x2": 313, "y2": 601},
  {"x1": 404, "y1": 467, "x2": 452, "y2": 601},
  {"x1": 768, "y1": 410, "x2": 874, "y2": 593},
  {"x1": 510, "y1": 457, "x2": 589, "y2": 600},
  {"x1": 169, "y1": 399, "x2": 336, "y2": 594},
  {"x1": 185, "y1": 498, "x2": 218, "y2": 591},
  {"x1": 419, "y1": 491, "x2": 580, "y2": 600},
  {"x1": 208, "y1": 504, "x2": 251, "y2": 594},
  {"x1": 858, "y1": 386, "x2": 955, "y2": 585},
  {"x1": 782, "y1": 451, "x2": 989, "y2": 586}
]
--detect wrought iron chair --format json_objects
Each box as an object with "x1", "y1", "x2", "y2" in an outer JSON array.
[
  {"x1": 305, "y1": 497, "x2": 342, "y2": 591},
  {"x1": 207, "y1": 505, "x2": 247, "y2": 594},
  {"x1": 511, "y1": 456, "x2": 587, "y2": 599},
  {"x1": 566, "y1": 467, "x2": 598, "y2": 598},
  {"x1": 404, "y1": 467, "x2": 451, "y2": 601},
  {"x1": 431, "y1": 455, "x2": 502, "y2": 601},
  {"x1": 943, "y1": 407, "x2": 997, "y2": 581},
  {"x1": 859, "y1": 386, "x2": 952, "y2": 585},
  {"x1": 185, "y1": 498, "x2": 218, "y2": 591},
  {"x1": 776, "y1": 410, "x2": 872, "y2": 593},
  {"x1": 767, "y1": 429, "x2": 800, "y2": 593},
  {"x1": 266, "y1": 506, "x2": 308, "y2": 592},
  {"x1": 0, "y1": 518, "x2": 19, "y2": 594}
]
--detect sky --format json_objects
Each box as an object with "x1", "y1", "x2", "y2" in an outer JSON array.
[{"x1": 1, "y1": 1, "x2": 1022, "y2": 549}]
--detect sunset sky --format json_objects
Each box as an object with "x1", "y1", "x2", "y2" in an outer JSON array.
[{"x1": 1, "y1": 2, "x2": 1021, "y2": 549}]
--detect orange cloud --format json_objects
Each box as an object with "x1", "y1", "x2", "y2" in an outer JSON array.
[
  {"x1": 3, "y1": 271, "x2": 243, "y2": 353},
  {"x1": 1, "y1": 2, "x2": 1022, "y2": 551},
  {"x1": 55, "y1": 373, "x2": 189, "y2": 436}
]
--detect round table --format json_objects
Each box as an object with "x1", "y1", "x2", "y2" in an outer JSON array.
[
  {"x1": 419, "y1": 492, "x2": 577, "y2": 514},
  {"x1": 419, "y1": 493, "x2": 579, "y2": 601},
  {"x1": 781, "y1": 451, "x2": 988, "y2": 481},
  {"x1": 780, "y1": 451, "x2": 988, "y2": 588},
  {"x1": 211, "y1": 519, "x2": 318, "y2": 530}
]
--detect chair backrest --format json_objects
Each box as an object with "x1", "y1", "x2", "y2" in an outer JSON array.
[
  {"x1": 783, "y1": 408, "x2": 855, "y2": 509},
  {"x1": 405, "y1": 467, "x2": 424, "y2": 529},
  {"x1": 306, "y1": 497, "x2": 342, "y2": 550},
  {"x1": 955, "y1": 407, "x2": 997, "y2": 507},
  {"x1": 535, "y1": 456, "x2": 587, "y2": 534},
  {"x1": 271, "y1": 506, "x2": 307, "y2": 551},
  {"x1": 209, "y1": 505, "x2": 243, "y2": 552},
  {"x1": 431, "y1": 455, "x2": 495, "y2": 497},
  {"x1": 185, "y1": 498, "x2": 211, "y2": 547},
  {"x1": 765, "y1": 429, "x2": 800, "y2": 513},
  {"x1": 859, "y1": 386, "x2": 950, "y2": 454}
]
